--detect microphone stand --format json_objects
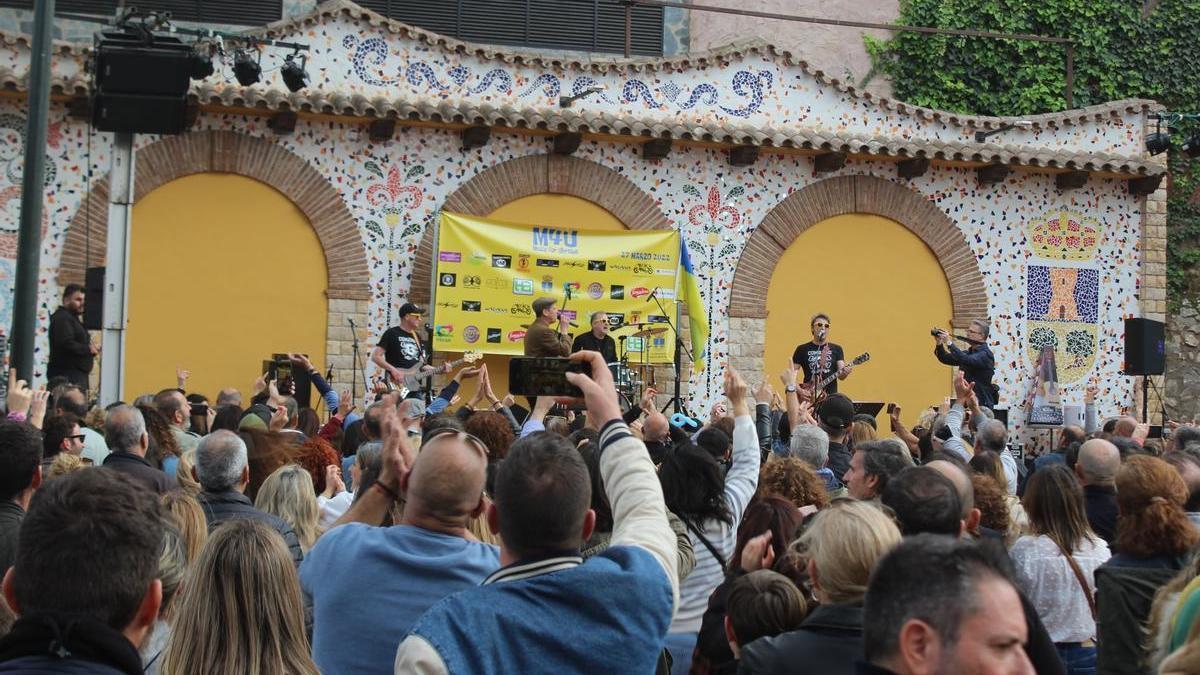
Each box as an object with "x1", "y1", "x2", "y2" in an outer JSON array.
[
  {"x1": 423, "y1": 322, "x2": 435, "y2": 403},
  {"x1": 347, "y1": 317, "x2": 367, "y2": 406},
  {"x1": 650, "y1": 290, "x2": 694, "y2": 415}
]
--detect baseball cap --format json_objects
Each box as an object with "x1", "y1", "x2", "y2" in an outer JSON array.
[
  {"x1": 398, "y1": 302, "x2": 424, "y2": 318},
  {"x1": 818, "y1": 394, "x2": 855, "y2": 430}
]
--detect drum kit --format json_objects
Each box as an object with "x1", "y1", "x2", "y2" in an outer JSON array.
[{"x1": 607, "y1": 324, "x2": 668, "y2": 411}]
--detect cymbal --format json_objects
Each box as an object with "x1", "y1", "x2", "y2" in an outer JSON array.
[{"x1": 631, "y1": 326, "x2": 668, "y2": 338}]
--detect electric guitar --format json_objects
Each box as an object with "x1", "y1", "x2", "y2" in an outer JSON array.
[
  {"x1": 802, "y1": 352, "x2": 871, "y2": 405},
  {"x1": 383, "y1": 351, "x2": 483, "y2": 393}
]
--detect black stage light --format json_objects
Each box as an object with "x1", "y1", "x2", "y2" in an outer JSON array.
[
  {"x1": 190, "y1": 48, "x2": 214, "y2": 79},
  {"x1": 1146, "y1": 132, "x2": 1172, "y2": 155},
  {"x1": 280, "y1": 53, "x2": 308, "y2": 92},
  {"x1": 1181, "y1": 135, "x2": 1200, "y2": 159},
  {"x1": 233, "y1": 49, "x2": 261, "y2": 86}
]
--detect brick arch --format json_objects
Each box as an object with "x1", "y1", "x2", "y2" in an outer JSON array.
[
  {"x1": 57, "y1": 130, "x2": 370, "y2": 301},
  {"x1": 729, "y1": 174, "x2": 987, "y2": 327},
  {"x1": 409, "y1": 154, "x2": 671, "y2": 305}
]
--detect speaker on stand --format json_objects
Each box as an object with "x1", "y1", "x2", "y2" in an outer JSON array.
[{"x1": 1124, "y1": 317, "x2": 1166, "y2": 423}]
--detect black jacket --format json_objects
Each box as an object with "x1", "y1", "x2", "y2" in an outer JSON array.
[
  {"x1": 739, "y1": 604, "x2": 863, "y2": 675},
  {"x1": 0, "y1": 500, "x2": 23, "y2": 577},
  {"x1": 934, "y1": 342, "x2": 997, "y2": 409},
  {"x1": 1084, "y1": 484, "x2": 1119, "y2": 545},
  {"x1": 0, "y1": 613, "x2": 143, "y2": 674},
  {"x1": 101, "y1": 452, "x2": 176, "y2": 495},
  {"x1": 47, "y1": 307, "x2": 93, "y2": 377},
  {"x1": 197, "y1": 489, "x2": 303, "y2": 567},
  {"x1": 1096, "y1": 557, "x2": 1188, "y2": 675}
]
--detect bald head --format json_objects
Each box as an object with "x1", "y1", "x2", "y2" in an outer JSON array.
[
  {"x1": 1077, "y1": 438, "x2": 1120, "y2": 486},
  {"x1": 216, "y1": 388, "x2": 242, "y2": 407},
  {"x1": 643, "y1": 412, "x2": 669, "y2": 444},
  {"x1": 927, "y1": 460, "x2": 974, "y2": 518},
  {"x1": 404, "y1": 433, "x2": 488, "y2": 526},
  {"x1": 974, "y1": 420, "x2": 1008, "y2": 454},
  {"x1": 1113, "y1": 416, "x2": 1138, "y2": 438}
]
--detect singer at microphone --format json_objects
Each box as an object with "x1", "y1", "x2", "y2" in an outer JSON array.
[
  {"x1": 523, "y1": 296, "x2": 573, "y2": 358},
  {"x1": 791, "y1": 312, "x2": 851, "y2": 396}
]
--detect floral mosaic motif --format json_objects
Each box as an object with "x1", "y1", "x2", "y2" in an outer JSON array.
[
  {"x1": 363, "y1": 162, "x2": 427, "y2": 323},
  {"x1": 341, "y1": 35, "x2": 773, "y2": 117},
  {"x1": 1026, "y1": 265, "x2": 1100, "y2": 385},
  {"x1": 1027, "y1": 210, "x2": 1101, "y2": 261}
]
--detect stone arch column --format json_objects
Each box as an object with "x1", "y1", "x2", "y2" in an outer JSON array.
[
  {"x1": 409, "y1": 153, "x2": 672, "y2": 305},
  {"x1": 57, "y1": 130, "x2": 371, "y2": 384},
  {"x1": 726, "y1": 174, "x2": 988, "y2": 384}
]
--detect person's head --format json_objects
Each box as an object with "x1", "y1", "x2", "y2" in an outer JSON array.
[
  {"x1": 363, "y1": 402, "x2": 385, "y2": 440},
  {"x1": 41, "y1": 413, "x2": 82, "y2": 460},
  {"x1": 927, "y1": 459, "x2": 978, "y2": 534},
  {"x1": 1060, "y1": 424, "x2": 1086, "y2": 449},
  {"x1": 696, "y1": 426, "x2": 732, "y2": 464},
  {"x1": 968, "y1": 450, "x2": 1008, "y2": 493},
  {"x1": 974, "y1": 419, "x2": 1007, "y2": 454},
  {"x1": 850, "y1": 420, "x2": 877, "y2": 448},
  {"x1": 296, "y1": 408, "x2": 320, "y2": 438},
  {"x1": 969, "y1": 474, "x2": 1010, "y2": 536},
  {"x1": 161, "y1": 519, "x2": 319, "y2": 675},
  {"x1": 398, "y1": 301, "x2": 424, "y2": 332},
  {"x1": 1173, "y1": 426, "x2": 1200, "y2": 453},
  {"x1": 882, "y1": 466, "x2": 963, "y2": 537},
  {"x1": 757, "y1": 457, "x2": 830, "y2": 510},
  {"x1": 210, "y1": 404, "x2": 243, "y2": 433},
  {"x1": 216, "y1": 388, "x2": 242, "y2": 408},
  {"x1": 161, "y1": 490, "x2": 208, "y2": 563},
  {"x1": 589, "y1": 311, "x2": 609, "y2": 337},
  {"x1": 967, "y1": 319, "x2": 990, "y2": 343},
  {"x1": 62, "y1": 283, "x2": 85, "y2": 314},
  {"x1": 844, "y1": 441, "x2": 911, "y2": 500},
  {"x1": 1164, "y1": 451, "x2": 1200, "y2": 512},
  {"x1": 52, "y1": 384, "x2": 88, "y2": 418},
  {"x1": 1115, "y1": 455, "x2": 1200, "y2": 559},
  {"x1": 46, "y1": 452, "x2": 88, "y2": 480},
  {"x1": 731, "y1": 496, "x2": 804, "y2": 574},
  {"x1": 2, "y1": 470, "x2": 163, "y2": 648},
  {"x1": 532, "y1": 297, "x2": 558, "y2": 323},
  {"x1": 1113, "y1": 415, "x2": 1139, "y2": 438},
  {"x1": 1022, "y1": 464, "x2": 1092, "y2": 551},
  {"x1": 490, "y1": 431, "x2": 592, "y2": 560},
  {"x1": 154, "y1": 388, "x2": 190, "y2": 430},
  {"x1": 405, "y1": 429, "x2": 489, "y2": 530},
  {"x1": 789, "y1": 424, "x2": 830, "y2": 470},
  {"x1": 421, "y1": 412, "x2": 465, "y2": 439},
  {"x1": 281, "y1": 396, "x2": 299, "y2": 430},
  {"x1": 659, "y1": 442, "x2": 732, "y2": 526},
  {"x1": 864, "y1": 535, "x2": 1033, "y2": 675},
  {"x1": 818, "y1": 394, "x2": 855, "y2": 442},
  {"x1": 810, "y1": 313, "x2": 831, "y2": 341},
  {"x1": 104, "y1": 404, "x2": 149, "y2": 456},
  {"x1": 194, "y1": 430, "x2": 249, "y2": 493},
  {"x1": 255, "y1": 464, "x2": 320, "y2": 552},
  {"x1": 0, "y1": 420, "x2": 42, "y2": 508},
  {"x1": 724, "y1": 570, "x2": 807, "y2": 658},
  {"x1": 155, "y1": 524, "x2": 189, "y2": 621},
  {"x1": 1075, "y1": 438, "x2": 1120, "y2": 487},
  {"x1": 463, "y1": 412, "x2": 514, "y2": 461},
  {"x1": 351, "y1": 441, "x2": 383, "y2": 496},
  {"x1": 798, "y1": 500, "x2": 901, "y2": 605},
  {"x1": 643, "y1": 411, "x2": 669, "y2": 444},
  {"x1": 139, "y1": 404, "x2": 182, "y2": 470},
  {"x1": 543, "y1": 415, "x2": 570, "y2": 438}
]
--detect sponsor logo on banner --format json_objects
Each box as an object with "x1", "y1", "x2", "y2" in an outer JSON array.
[
  {"x1": 492, "y1": 254, "x2": 511, "y2": 269},
  {"x1": 653, "y1": 337, "x2": 666, "y2": 348},
  {"x1": 463, "y1": 326, "x2": 480, "y2": 344},
  {"x1": 485, "y1": 277, "x2": 506, "y2": 290},
  {"x1": 462, "y1": 300, "x2": 481, "y2": 312},
  {"x1": 536, "y1": 258, "x2": 559, "y2": 268},
  {"x1": 588, "y1": 260, "x2": 607, "y2": 272},
  {"x1": 508, "y1": 330, "x2": 526, "y2": 342},
  {"x1": 532, "y1": 227, "x2": 580, "y2": 254},
  {"x1": 630, "y1": 311, "x2": 642, "y2": 324},
  {"x1": 587, "y1": 282, "x2": 604, "y2": 299},
  {"x1": 565, "y1": 281, "x2": 581, "y2": 293},
  {"x1": 657, "y1": 288, "x2": 676, "y2": 300},
  {"x1": 517, "y1": 254, "x2": 531, "y2": 271},
  {"x1": 435, "y1": 325, "x2": 454, "y2": 337},
  {"x1": 469, "y1": 252, "x2": 487, "y2": 266},
  {"x1": 439, "y1": 251, "x2": 462, "y2": 263},
  {"x1": 486, "y1": 328, "x2": 502, "y2": 343},
  {"x1": 439, "y1": 273, "x2": 456, "y2": 287},
  {"x1": 541, "y1": 275, "x2": 554, "y2": 292},
  {"x1": 607, "y1": 313, "x2": 625, "y2": 327},
  {"x1": 484, "y1": 307, "x2": 508, "y2": 315},
  {"x1": 610, "y1": 285, "x2": 625, "y2": 300},
  {"x1": 633, "y1": 263, "x2": 654, "y2": 275},
  {"x1": 631, "y1": 287, "x2": 650, "y2": 299},
  {"x1": 513, "y1": 278, "x2": 534, "y2": 296},
  {"x1": 610, "y1": 263, "x2": 633, "y2": 272},
  {"x1": 511, "y1": 304, "x2": 532, "y2": 316},
  {"x1": 463, "y1": 275, "x2": 481, "y2": 289},
  {"x1": 565, "y1": 261, "x2": 586, "y2": 269},
  {"x1": 655, "y1": 268, "x2": 674, "y2": 276},
  {"x1": 648, "y1": 315, "x2": 669, "y2": 324},
  {"x1": 436, "y1": 301, "x2": 456, "y2": 309},
  {"x1": 560, "y1": 310, "x2": 577, "y2": 321}
]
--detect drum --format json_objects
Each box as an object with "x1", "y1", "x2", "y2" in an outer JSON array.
[{"x1": 608, "y1": 362, "x2": 640, "y2": 394}]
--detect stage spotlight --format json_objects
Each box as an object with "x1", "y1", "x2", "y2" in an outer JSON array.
[
  {"x1": 280, "y1": 53, "x2": 308, "y2": 92},
  {"x1": 233, "y1": 49, "x2": 261, "y2": 86},
  {"x1": 1146, "y1": 132, "x2": 1171, "y2": 156},
  {"x1": 1181, "y1": 135, "x2": 1200, "y2": 159},
  {"x1": 189, "y1": 48, "x2": 214, "y2": 80}
]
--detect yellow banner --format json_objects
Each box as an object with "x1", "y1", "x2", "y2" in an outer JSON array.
[{"x1": 433, "y1": 212, "x2": 679, "y2": 362}]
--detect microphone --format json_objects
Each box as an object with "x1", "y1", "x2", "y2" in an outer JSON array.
[
  {"x1": 347, "y1": 317, "x2": 356, "y2": 329},
  {"x1": 817, "y1": 327, "x2": 827, "y2": 341},
  {"x1": 325, "y1": 365, "x2": 334, "y2": 382},
  {"x1": 645, "y1": 287, "x2": 658, "y2": 303}
]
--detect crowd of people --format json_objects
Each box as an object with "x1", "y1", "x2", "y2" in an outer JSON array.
[{"x1": 2, "y1": 330, "x2": 1200, "y2": 674}]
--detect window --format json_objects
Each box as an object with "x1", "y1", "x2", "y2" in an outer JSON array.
[
  {"x1": 359, "y1": 0, "x2": 664, "y2": 56},
  {"x1": 5, "y1": 0, "x2": 284, "y2": 26}
]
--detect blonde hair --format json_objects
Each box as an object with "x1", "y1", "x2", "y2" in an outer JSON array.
[
  {"x1": 850, "y1": 421, "x2": 877, "y2": 447},
  {"x1": 466, "y1": 496, "x2": 500, "y2": 545},
  {"x1": 46, "y1": 453, "x2": 87, "y2": 480},
  {"x1": 161, "y1": 520, "x2": 318, "y2": 675},
  {"x1": 255, "y1": 464, "x2": 319, "y2": 552},
  {"x1": 174, "y1": 452, "x2": 201, "y2": 496},
  {"x1": 160, "y1": 490, "x2": 208, "y2": 564},
  {"x1": 797, "y1": 501, "x2": 901, "y2": 605},
  {"x1": 157, "y1": 525, "x2": 189, "y2": 619}
]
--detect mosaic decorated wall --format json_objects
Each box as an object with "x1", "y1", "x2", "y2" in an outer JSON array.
[{"x1": 0, "y1": 5, "x2": 1156, "y2": 439}]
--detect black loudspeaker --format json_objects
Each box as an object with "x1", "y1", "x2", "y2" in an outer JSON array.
[
  {"x1": 83, "y1": 266, "x2": 105, "y2": 331},
  {"x1": 1124, "y1": 317, "x2": 1166, "y2": 376},
  {"x1": 91, "y1": 29, "x2": 193, "y2": 135}
]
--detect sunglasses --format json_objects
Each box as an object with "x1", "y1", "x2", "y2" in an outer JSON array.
[
  {"x1": 421, "y1": 428, "x2": 489, "y2": 457},
  {"x1": 68, "y1": 434, "x2": 86, "y2": 442}
]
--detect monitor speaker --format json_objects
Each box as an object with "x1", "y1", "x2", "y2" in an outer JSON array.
[
  {"x1": 1124, "y1": 317, "x2": 1165, "y2": 376},
  {"x1": 83, "y1": 267, "x2": 104, "y2": 331}
]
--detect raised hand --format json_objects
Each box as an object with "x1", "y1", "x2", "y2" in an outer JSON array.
[
  {"x1": 754, "y1": 381, "x2": 773, "y2": 404},
  {"x1": 268, "y1": 403, "x2": 288, "y2": 431},
  {"x1": 640, "y1": 386, "x2": 658, "y2": 413},
  {"x1": 1085, "y1": 380, "x2": 1099, "y2": 405},
  {"x1": 724, "y1": 366, "x2": 750, "y2": 416},
  {"x1": 740, "y1": 530, "x2": 775, "y2": 572},
  {"x1": 28, "y1": 389, "x2": 50, "y2": 429},
  {"x1": 323, "y1": 464, "x2": 345, "y2": 498},
  {"x1": 5, "y1": 371, "x2": 32, "y2": 417},
  {"x1": 288, "y1": 352, "x2": 315, "y2": 372},
  {"x1": 780, "y1": 363, "x2": 798, "y2": 389},
  {"x1": 563, "y1": 350, "x2": 622, "y2": 427},
  {"x1": 953, "y1": 371, "x2": 973, "y2": 403},
  {"x1": 176, "y1": 366, "x2": 191, "y2": 389},
  {"x1": 337, "y1": 389, "x2": 354, "y2": 417}
]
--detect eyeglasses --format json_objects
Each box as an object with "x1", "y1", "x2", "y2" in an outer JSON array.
[
  {"x1": 421, "y1": 428, "x2": 489, "y2": 457},
  {"x1": 68, "y1": 434, "x2": 86, "y2": 442}
]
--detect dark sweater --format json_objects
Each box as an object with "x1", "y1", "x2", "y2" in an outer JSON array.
[
  {"x1": 101, "y1": 452, "x2": 176, "y2": 495},
  {"x1": 1084, "y1": 484, "x2": 1119, "y2": 545},
  {"x1": 198, "y1": 489, "x2": 303, "y2": 567},
  {"x1": 47, "y1": 307, "x2": 93, "y2": 377}
]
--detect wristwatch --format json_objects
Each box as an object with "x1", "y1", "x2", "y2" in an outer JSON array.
[{"x1": 785, "y1": 385, "x2": 797, "y2": 393}]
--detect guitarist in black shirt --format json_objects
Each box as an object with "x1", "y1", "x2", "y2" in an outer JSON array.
[
  {"x1": 791, "y1": 313, "x2": 853, "y2": 395},
  {"x1": 372, "y1": 303, "x2": 447, "y2": 399}
]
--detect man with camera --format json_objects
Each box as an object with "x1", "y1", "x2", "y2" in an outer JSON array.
[
  {"x1": 932, "y1": 320, "x2": 997, "y2": 410},
  {"x1": 524, "y1": 297, "x2": 572, "y2": 358}
]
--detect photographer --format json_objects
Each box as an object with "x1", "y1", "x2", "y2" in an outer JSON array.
[{"x1": 932, "y1": 320, "x2": 997, "y2": 410}]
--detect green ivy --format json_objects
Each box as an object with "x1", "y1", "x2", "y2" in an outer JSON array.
[{"x1": 867, "y1": 0, "x2": 1200, "y2": 309}]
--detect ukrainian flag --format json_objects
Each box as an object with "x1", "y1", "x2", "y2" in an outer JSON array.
[{"x1": 678, "y1": 237, "x2": 709, "y2": 372}]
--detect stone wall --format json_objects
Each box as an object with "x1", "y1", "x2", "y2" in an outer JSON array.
[{"x1": 1166, "y1": 306, "x2": 1200, "y2": 422}]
